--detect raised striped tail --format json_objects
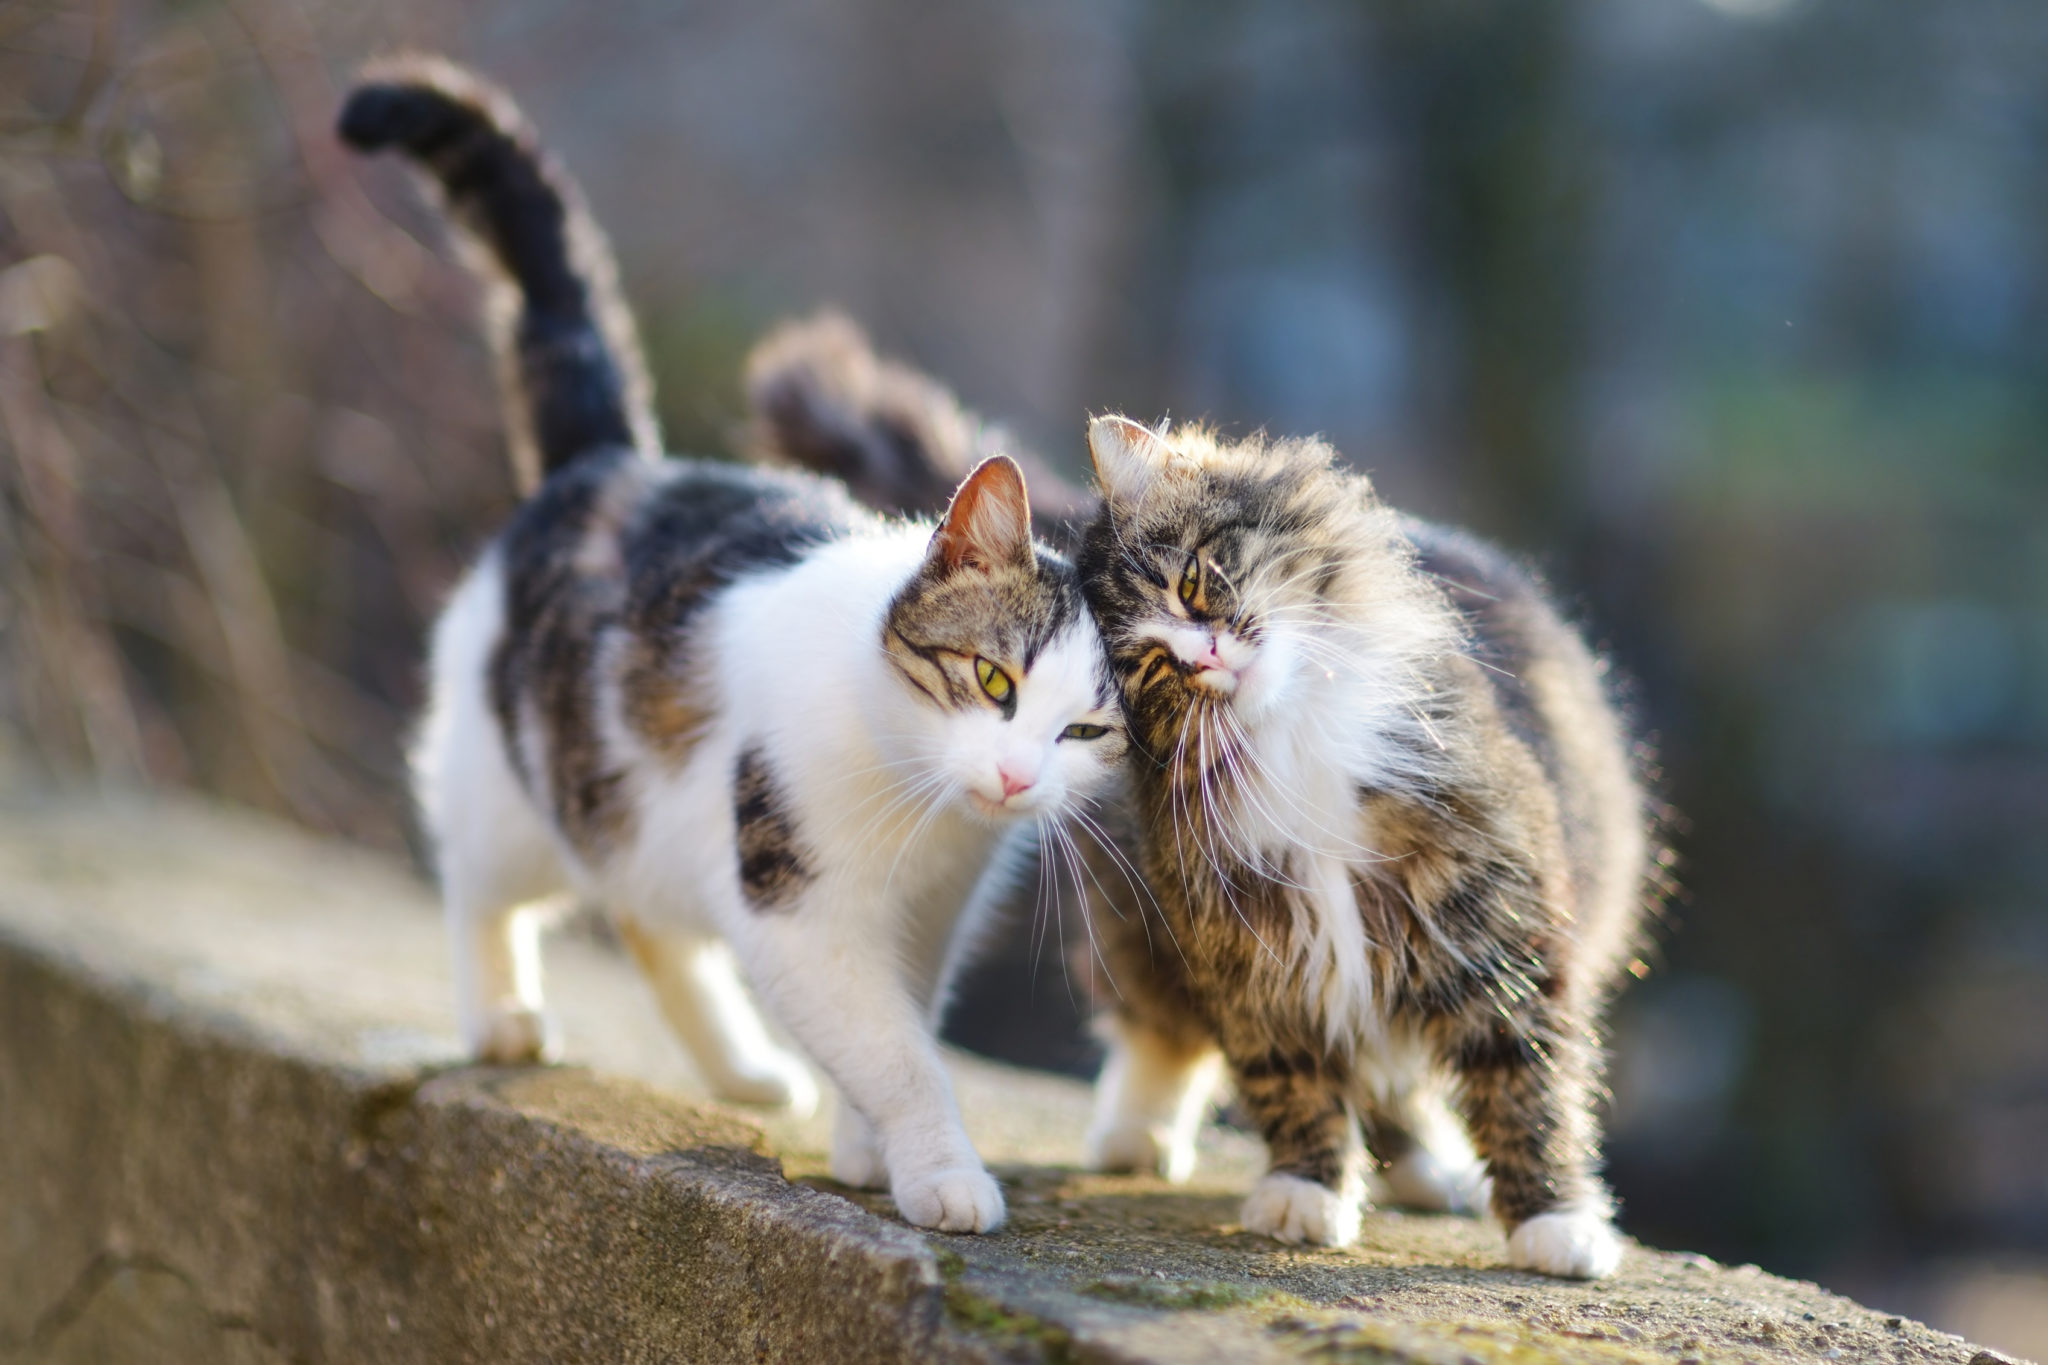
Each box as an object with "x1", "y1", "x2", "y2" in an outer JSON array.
[
  {"x1": 743, "y1": 311, "x2": 1094, "y2": 536},
  {"x1": 339, "y1": 56, "x2": 658, "y2": 485}
]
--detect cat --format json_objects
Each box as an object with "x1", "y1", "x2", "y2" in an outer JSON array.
[
  {"x1": 338, "y1": 57, "x2": 1127, "y2": 1234},
  {"x1": 1068, "y1": 418, "x2": 1652, "y2": 1277},
  {"x1": 744, "y1": 336, "x2": 1654, "y2": 1278}
]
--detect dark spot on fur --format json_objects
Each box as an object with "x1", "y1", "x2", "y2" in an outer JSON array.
[
  {"x1": 734, "y1": 745, "x2": 811, "y2": 911},
  {"x1": 1235, "y1": 1047, "x2": 1335, "y2": 1083},
  {"x1": 619, "y1": 631, "x2": 710, "y2": 765}
]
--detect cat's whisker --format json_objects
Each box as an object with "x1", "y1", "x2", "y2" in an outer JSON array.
[
  {"x1": 843, "y1": 766, "x2": 956, "y2": 858},
  {"x1": 1045, "y1": 820, "x2": 1116, "y2": 1006},
  {"x1": 877, "y1": 775, "x2": 962, "y2": 898},
  {"x1": 1067, "y1": 806, "x2": 1191, "y2": 972},
  {"x1": 1192, "y1": 704, "x2": 1285, "y2": 966},
  {"x1": 1067, "y1": 807, "x2": 1161, "y2": 918},
  {"x1": 1029, "y1": 819, "x2": 1058, "y2": 996}
]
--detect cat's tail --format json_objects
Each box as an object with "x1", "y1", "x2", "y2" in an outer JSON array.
[
  {"x1": 338, "y1": 56, "x2": 658, "y2": 488},
  {"x1": 744, "y1": 312, "x2": 1094, "y2": 537}
]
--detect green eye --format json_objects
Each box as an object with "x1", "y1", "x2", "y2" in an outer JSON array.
[
  {"x1": 975, "y1": 657, "x2": 1013, "y2": 704},
  {"x1": 1177, "y1": 555, "x2": 1200, "y2": 606},
  {"x1": 1061, "y1": 723, "x2": 1108, "y2": 741}
]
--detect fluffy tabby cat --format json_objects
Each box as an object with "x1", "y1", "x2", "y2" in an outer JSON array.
[
  {"x1": 750, "y1": 342, "x2": 1653, "y2": 1278},
  {"x1": 1081, "y1": 420, "x2": 1651, "y2": 1277},
  {"x1": 339, "y1": 59, "x2": 1126, "y2": 1234}
]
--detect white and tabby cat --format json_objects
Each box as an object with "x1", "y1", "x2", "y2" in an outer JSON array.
[
  {"x1": 747, "y1": 332, "x2": 1657, "y2": 1279},
  {"x1": 340, "y1": 59, "x2": 1125, "y2": 1233}
]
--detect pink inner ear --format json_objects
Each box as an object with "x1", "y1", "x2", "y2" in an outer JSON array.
[
  {"x1": 936, "y1": 457, "x2": 1031, "y2": 572},
  {"x1": 1101, "y1": 415, "x2": 1163, "y2": 452},
  {"x1": 1087, "y1": 414, "x2": 1177, "y2": 500}
]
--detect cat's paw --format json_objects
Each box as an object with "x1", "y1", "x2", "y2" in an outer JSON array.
[
  {"x1": 468, "y1": 1005, "x2": 552, "y2": 1065},
  {"x1": 714, "y1": 1050, "x2": 820, "y2": 1117},
  {"x1": 1085, "y1": 1121, "x2": 1198, "y2": 1183},
  {"x1": 1241, "y1": 1173, "x2": 1362, "y2": 1247},
  {"x1": 830, "y1": 1119, "x2": 886, "y2": 1190},
  {"x1": 893, "y1": 1166, "x2": 1006, "y2": 1234},
  {"x1": 1505, "y1": 1204, "x2": 1623, "y2": 1279},
  {"x1": 1381, "y1": 1147, "x2": 1489, "y2": 1215}
]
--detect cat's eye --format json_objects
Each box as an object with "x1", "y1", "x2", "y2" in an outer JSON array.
[
  {"x1": 1177, "y1": 555, "x2": 1200, "y2": 607},
  {"x1": 975, "y1": 657, "x2": 1013, "y2": 704},
  {"x1": 1061, "y1": 723, "x2": 1108, "y2": 741}
]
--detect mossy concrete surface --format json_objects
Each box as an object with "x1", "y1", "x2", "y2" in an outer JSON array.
[{"x1": 0, "y1": 791, "x2": 2022, "y2": 1364}]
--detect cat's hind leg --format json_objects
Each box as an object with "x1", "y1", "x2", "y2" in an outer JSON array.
[
  {"x1": 434, "y1": 782, "x2": 569, "y2": 1064},
  {"x1": 1085, "y1": 1013, "x2": 1223, "y2": 1183},
  {"x1": 616, "y1": 919, "x2": 819, "y2": 1116},
  {"x1": 1361, "y1": 1090, "x2": 1489, "y2": 1214},
  {"x1": 417, "y1": 555, "x2": 570, "y2": 1063}
]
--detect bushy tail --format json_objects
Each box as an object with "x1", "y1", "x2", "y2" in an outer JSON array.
[
  {"x1": 338, "y1": 56, "x2": 658, "y2": 486},
  {"x1": 743, "y1": 312, "x2": 1093, "y2": 536}
]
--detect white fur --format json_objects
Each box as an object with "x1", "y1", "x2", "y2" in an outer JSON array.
[
  {"x1": 830, "y1": 1101, "x2": 886, "y2": 1189},
  {"x1": 1352, "y1": 1027, "x2": 1489, "y2": 1213},
  {"x1": 1381, "y1": 1146, "x2": 1489, "y2": 1215},
  {"x1": 1241, "y1": 1172, "x2": 1364, "y2": 1247},
  {"x1": 1084, "y1": 1017, "x2": 1223, "y2": 1183},
  {"x1": 1506, "y1": 1200, "x2": 1624, "y2": 1279},
  {"x1": 1205, "y1": 599, "x2": 1461, "y2": 1052},
  {"x1": 416, "y1": 521, "x2": 1121, "y2": 1235}
]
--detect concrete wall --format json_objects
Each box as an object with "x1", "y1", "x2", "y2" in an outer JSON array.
[{"x1": 0, "y1": 791, "x2": 2017, "y2": 1364}]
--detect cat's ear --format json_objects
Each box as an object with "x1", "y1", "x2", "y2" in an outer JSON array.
[
  {"x1": 1087, "y1": 415, "x2": 1177, "y2": 504},
  {"x1": 931, "y1": 455, "x2": 1033, "y2": 574}
]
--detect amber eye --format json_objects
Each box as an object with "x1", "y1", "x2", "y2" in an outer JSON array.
[
  {"x1": 1061, "y1": 723, "x2": 1108, "y2": 741},
  {"x1": 1177, "y1": 555, "x2": 1200, "y2": 606},
  {"x1": 975, "y1": 657, "x2": 1013, "y2": 704}
]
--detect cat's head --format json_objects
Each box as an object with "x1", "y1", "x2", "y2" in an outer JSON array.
[
  {"x1": 1075, "y1": 416, "x2": 1440, "y2": 763},
  {"x1": 882, "y1": 456, "x2": 1126, "y2": 822}
]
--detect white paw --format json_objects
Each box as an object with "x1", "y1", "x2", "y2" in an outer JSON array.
[
  {"x1": 1381, "y1": 1148, "x2": 1489, "y2": 1215},
  {"x1": 1241, "y1": 1173, "x2": 1362, "y2": 1247},
  {"x1": 831, "y1": 1118, "x2": 886, "y2": 1190},
  {"x1": 713, "y1": 1050, "x2": 820, "y2": 1117},
  {"x1": 1506, "y1": 1204, "x2": 1623, "y2": 1279},
  {"x1": 1085, "y1": 1121, "x2": 1198, "y2": 1183},
  {"x1": 468, "y1": 1005, "x2": 552, "y2": 1065},
  {"x1": 893, "y1": 1166, "x2": 1006, "y2": 1234}
]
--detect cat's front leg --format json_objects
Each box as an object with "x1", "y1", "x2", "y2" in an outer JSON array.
[
  {"x1": 1436, "y1": 1003, "x2": 1622, "y2": 1279},
  {"x1": 426, "y1": 712, "x2": 567, "y2": 1064},
  {"x1": 1358, "y1": 1088, "x2": 1489, "y2": 1215},
  {"x1": 734, "y1": 910, "x2": 1002, "y2": 1233},
  {"x1": 1227, "y1": 1045, "x2": 1366, "y2": 1246}
]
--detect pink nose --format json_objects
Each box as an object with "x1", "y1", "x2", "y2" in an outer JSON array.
[
  {"x1": 1192, "y1": 644, "x2": 1227, "y2": 672},
  {"x1": 999, "y1": 768, "x2": 1034, "y2": 798}
]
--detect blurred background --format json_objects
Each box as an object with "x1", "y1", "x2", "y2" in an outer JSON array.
[{"x1": 2, "y1": 0, "x2": 2044, "y2": 1355}]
